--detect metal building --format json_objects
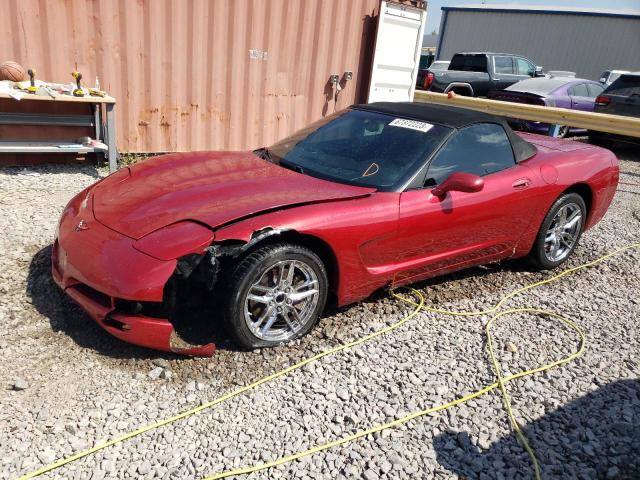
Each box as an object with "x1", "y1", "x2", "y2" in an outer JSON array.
[{"x1": 436, "y1": 4, "x2": 640, "y2": 80}]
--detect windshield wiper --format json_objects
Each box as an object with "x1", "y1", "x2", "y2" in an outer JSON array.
[{"x1": 253, "y1": 147, "x2": 273, "y2": 162}]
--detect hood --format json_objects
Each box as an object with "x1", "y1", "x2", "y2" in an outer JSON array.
[{"x1": 92, "y1": 151, "x2": 374, "y2": 239}]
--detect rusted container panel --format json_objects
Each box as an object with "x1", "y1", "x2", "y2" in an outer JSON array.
[{"x1": 0, "y1": 0, "x2": 379, "y2": 152}]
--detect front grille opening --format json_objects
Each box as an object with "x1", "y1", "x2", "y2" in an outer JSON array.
[
  {"x1": 114, "y1": 299, "x2": 169, "y2": 318},
  {"x1": 115, "y1": 271, "x2": 225, "y2": 348},
  {"x1": 74, "y1": 283, "x2": 112, "y2": 309}
]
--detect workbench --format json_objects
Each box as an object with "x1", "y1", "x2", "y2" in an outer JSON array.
[{"x1": 0, "y1": 91, "x2": 118, "y2": 172}]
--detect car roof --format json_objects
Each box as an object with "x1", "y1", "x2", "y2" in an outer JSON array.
[
  {"x1": 454, "y1": 52, "x2": 527, "y2": 57},
  {"x1": 354, "y1": 102, "x2": 501, "y2": 128},
  {"x1": 506, "y1": 76, "x2": 598, "y2": 94},
  {"x1": 352, "y1": 102, "x2": 538, "y2": 163}
]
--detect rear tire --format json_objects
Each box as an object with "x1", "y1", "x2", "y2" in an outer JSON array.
[
  {"x1": 527, "y1": 193, "x2": 586, "y2": 270},
  {"x1": 223, "y1": 243, "x2": 328, "y2": 349}
]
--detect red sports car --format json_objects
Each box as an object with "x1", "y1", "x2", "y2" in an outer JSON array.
[{"x1": 52, "y1": 103, "x2": 618, "y2": 356}]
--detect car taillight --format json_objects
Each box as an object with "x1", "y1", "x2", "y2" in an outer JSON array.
[
  {"x1": 595, "y1": 95, "x2": 611, "y2": 106},
  {"x1": 424, "y1": 72, "x2": 434, "y2": 89}
]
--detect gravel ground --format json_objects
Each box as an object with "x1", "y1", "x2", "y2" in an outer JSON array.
[{"x1": 0, "y1": 144, "x2": 638, "y2": 480}]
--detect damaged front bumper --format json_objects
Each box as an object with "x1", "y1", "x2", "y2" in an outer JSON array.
[{"x1": 52, "y1": 191, "x2": 215, "y2": 357}]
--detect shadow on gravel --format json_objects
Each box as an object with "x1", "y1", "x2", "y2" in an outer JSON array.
[
  {"x1": 399, "y1": 259, "x2": 535, "y2": 304},
  {"x1": 26, "y1": 245, "x2": 236, "y2": 360},
  {"x1": 433, "y1": 379, "x2": 640, "y2": 479}
]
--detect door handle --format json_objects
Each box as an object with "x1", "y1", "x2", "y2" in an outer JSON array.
[{"x1": 512, "y1": 178, "x2": 531, "y2": 189}]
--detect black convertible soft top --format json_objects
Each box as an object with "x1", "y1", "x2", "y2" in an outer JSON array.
[{"x1": 354, "y1": 102, "x2": 537, "y2": 163}]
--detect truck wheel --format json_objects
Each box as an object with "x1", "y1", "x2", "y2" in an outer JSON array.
[
  {"x1": 224, "y1": 243, "x2": 328, "y2": 349},
  {"x1": 450, "y1": 87, "x2": 472, "y2": 96}
]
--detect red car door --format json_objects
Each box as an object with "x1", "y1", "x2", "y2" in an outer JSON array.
[{"x1": 392, "y1": 123, "x2": 538, "y2": 286}]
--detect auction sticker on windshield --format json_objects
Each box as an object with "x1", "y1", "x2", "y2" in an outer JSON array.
[{"x1": 389, "y1": 118, "x2": 434, "y2": 133}]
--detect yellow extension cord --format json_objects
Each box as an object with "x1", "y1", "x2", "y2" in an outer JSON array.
[{"x1": 18, "y1": 241, "x2": 640, "y2": 480}]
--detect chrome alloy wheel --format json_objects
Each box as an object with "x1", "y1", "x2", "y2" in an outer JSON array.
[
  {"x1": 243, "y1": 260, "x2": 320, "y2": 341},
  {"x1": 544, "y1": 202, "x2": 582, "y2": 262}
]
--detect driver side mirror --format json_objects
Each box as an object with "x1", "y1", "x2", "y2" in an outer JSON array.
[
  {"x1": 534, "y1": 66, "x2": 545, "y2": 77},
  {"x1": 431, "y1": 172, "x2": 484, "y2": 197}
]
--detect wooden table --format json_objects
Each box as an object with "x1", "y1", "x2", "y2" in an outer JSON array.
[{"x1": 0, "y1": 91, "x2": 118, "y2": 172}]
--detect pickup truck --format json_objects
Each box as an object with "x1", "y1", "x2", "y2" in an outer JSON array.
[{"x1": 426, "y1": 52, "x2": 544, "y2": 97}]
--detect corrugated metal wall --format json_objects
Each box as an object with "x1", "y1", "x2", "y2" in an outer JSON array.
[
  {"x1": 438, "y1": 10, "x2": 640, "y2": 80},
  {"x1": 0, "y1": 0, "x2": 379, "y2": 152}
]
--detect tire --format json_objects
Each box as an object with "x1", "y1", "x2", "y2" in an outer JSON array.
[
  {"x1": 223, "y1": 243, "x2": 328, "y2": 349},
  {"x1": 527, "y1": 193, "x2": 587, "y2": 270}
]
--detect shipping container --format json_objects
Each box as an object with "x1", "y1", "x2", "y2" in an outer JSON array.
[{"x1": 0, "y1": 0, "x2": 381, "y2": 152}]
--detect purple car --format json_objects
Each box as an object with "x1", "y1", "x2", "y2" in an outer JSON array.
[{"x1": 488, "y1": 76, "x2": 605, "y2": 137}]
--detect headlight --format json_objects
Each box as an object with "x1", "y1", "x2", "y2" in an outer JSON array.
[{"x1": 133, "y1": 221, "x2": 215, "y2": 261}]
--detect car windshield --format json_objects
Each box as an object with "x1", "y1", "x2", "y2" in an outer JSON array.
[{"x1": 266, "y1": 109, "x2": 452, "y2": 189}]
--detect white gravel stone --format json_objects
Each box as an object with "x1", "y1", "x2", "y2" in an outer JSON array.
[{"x1": 12, "y1": 378, "x2": 28, "y2": 391}]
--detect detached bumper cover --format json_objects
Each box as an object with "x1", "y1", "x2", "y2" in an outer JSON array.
[{"x1": 52, "y1": 191, "x2": 215, "y2": 356}]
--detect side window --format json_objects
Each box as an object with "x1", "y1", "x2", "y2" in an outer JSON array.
[
  {"x1": 516, "y1": 58, "x2": 535, "y2": 76},
  {"x1": 587, "y1": 83, "x2": 604, "y2": 98},
  {"x1": 426, "y1": 123, "x2": 515, "y2": 185},
  {"x1": 568, "y1": 83, "x2": 589, "y2": 97},
  {"x1": 494, "y1": 56, "x2": 514, "y2": 74}
]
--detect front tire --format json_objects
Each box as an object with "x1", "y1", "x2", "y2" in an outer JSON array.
[
  {"x1": 223, "y1": 243, "x2": 328, "y2": 349},
  {"x1": 528, "y1": 193, "x2": 586, "y2": 269}
]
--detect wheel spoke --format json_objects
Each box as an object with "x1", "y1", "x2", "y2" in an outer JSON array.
[
  {"x1": 294, "y1": 279, "x2": 317, "y2": 292},
  {"x1": 289, "y1": 288, "x2": 318, "y2": 303},
  {"x1": 558, "y1": 206, "x2": 568, "y2": 224},
  {"x1": 549, "y1": 236, "x2": 561, "y2": 259},
  {"x1": 280, "y1": 261, "x2": 296, "y2": 288},
  {"x1": 259, "y1": 309, "x2": 279, "y2": 334},
  {"x1": 247, "y1": 293, "x2": 272, "y2": 305},
  {"x1": 564, "y1": 210, "x2": 581, "y2": 230},
  {"x1": 283, "y1": 307, "x2": 303, "y2": 332},
  {"x1": 560, "y1": 232, "x2": 574, "y2": 248},
  {"x1": 250, "y1": 284, "x2": 271, "y2": 293},
  {"x1": 253, "y1": 305, "x2": 275, "y2": 329}
]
